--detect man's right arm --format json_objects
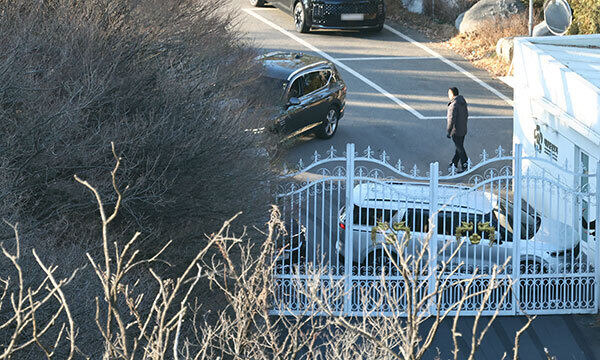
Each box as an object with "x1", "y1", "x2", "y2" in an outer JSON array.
[{"x1": 447, "y1": 102, "x2": 456, "y2": 137}]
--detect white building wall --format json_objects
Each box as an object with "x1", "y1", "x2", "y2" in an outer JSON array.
[{"x1": 513, "y1": 35, "x2": 600, "y2": 259}]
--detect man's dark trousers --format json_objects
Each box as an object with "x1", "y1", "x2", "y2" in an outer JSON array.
[{"x1": 451, "y1": 135, "x2": 468, "y2": 168}]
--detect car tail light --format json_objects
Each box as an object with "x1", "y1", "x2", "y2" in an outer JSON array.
[{"x1": 339, "y1": 222, "x2": 345, "y2": 230}]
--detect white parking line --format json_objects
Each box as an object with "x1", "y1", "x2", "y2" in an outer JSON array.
[
  {"x1": 337, "y1": 56, "x2": 435, "y2": 61},
  {"x1": 422, "y1": 116, "x2": 513, "y2": 120},
  {"x1": 243, "y1": 8, "x2": 426, "y2": 119},
  {"x1": 383, "y1": 24, "x2": 514, "y2": 106},
  {"x1": 244, "y1": 8, "x2": 513, "y2": 119}
]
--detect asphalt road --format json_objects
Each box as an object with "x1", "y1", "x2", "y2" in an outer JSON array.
[
  {"x1": 233, "y1": 1, "x2": 513, "y2": 172},
  {"x1": 230, "y1": 2, "x2": 600, "y2": 359}
]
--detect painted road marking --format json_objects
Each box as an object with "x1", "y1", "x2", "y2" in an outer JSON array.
[
  {"x1": 337, "y1": 56, "x2": 436, "y2": 61},
  {"x1": 244, "y1": 9, "x2": 513, "y2": 119},
  {"x1": 383, "y1": 24, "x2": 514, "y2": 106},
  {"x1": 422, "y1": 116, "x2": 513, "y2": 119},
  {"x1": 244, "y1": 8, "x2": 426, "y2": 119}
]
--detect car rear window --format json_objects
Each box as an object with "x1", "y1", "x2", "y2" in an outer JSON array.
[
  {"x1": 302, "y1": 70, "x2": 330, "y2": 94},
  {"x1": 352, "y1": 206, "x2": 398, "y2": 226}
]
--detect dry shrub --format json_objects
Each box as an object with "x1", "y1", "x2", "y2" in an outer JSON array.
[
  {"x1": 568, "y1": 0, "x2": 600, "y2": 35},
  {"x1": 385, "y1": 0, "x2": 458, "y2": 41},
  {"x1": 423, "y1": 0, "x2": 481, "y2": 24},
  {"x1": 0, "y1": 0, "x2": 279, "y2": 250},
  {"x1": 446, "y1": 12, "x2": 532, "y2": 76},
  {"x1": 0, "y1": 159, "x2": 540, "y2": 359}
]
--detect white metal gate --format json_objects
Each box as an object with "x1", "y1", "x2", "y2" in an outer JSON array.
[{"x1": 272, "y1": 143, "x2": 599, "y2": 316}]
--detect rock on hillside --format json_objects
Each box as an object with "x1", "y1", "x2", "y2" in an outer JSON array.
[{"x1": 458, "y1": 0, "x2": 525, "y2": 33}]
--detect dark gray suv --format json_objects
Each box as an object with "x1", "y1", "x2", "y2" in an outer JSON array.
[{"x1": 258, "y1": 52, "x2": 346, "y2": 139}]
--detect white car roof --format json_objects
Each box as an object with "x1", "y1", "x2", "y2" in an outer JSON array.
[{"x1": 352, "y1": 182, "x2": 497, "y2": 214}]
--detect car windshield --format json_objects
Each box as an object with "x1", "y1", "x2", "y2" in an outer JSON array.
[{"x1": 493, "y1": 199, "x2": 541, "y2": 240}]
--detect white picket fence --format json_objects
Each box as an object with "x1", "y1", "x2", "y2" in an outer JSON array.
[{"x1": 273, "y1": 143, "x2": 599, "y2": 316}]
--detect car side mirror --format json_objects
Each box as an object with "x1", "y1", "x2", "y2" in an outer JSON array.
[{"x1": 287, "y1": 97, "x2": 300, "y2": 107}]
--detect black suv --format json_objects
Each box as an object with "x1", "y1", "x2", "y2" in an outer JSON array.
[
  {"x1": 258, "y1": 52, "x2": 346, "y2": 139},
  {"x1": 250, "y1": 0, "x2": 385, "y2": 33}
]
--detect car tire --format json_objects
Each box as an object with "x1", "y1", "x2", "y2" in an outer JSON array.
[
  {"x1": 367, "y1": 249, "x2": 393, "y2": 275},
  {"x1": 293, "y1": 1, "x2": 310, "y2": 33},
  {"x1": 368, "y1": 24, "x2": 384, "y2": 33},
  {"x1": 316, "y1": 106, "x2": 339, "y2": 139},
  {"x1": 249, "y1": 0, "x2": 265, "y2": 6},
  {"x1": 520, "y1": 260, "x2": 547, "y2": 274}
]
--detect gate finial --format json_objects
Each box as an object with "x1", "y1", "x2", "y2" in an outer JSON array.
[{"x1": 312, "y1": 150, "x2": 321, "y2": 164}]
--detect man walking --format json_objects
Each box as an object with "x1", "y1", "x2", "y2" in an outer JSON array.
[{"x1": 446, "y1": 87, "x2": 469, "y2": 171}]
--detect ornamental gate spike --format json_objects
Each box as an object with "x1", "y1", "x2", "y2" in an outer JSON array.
[
  {"x1": 396, "y1": 159, "x2": 404, "y2": 172},
  {"x1": 381, "y1": 150, "x2": 389, "y2": 164},
  {"x1": 327, "y1": 145, "x2": 336, "y2": 159},
  {"x1": 364, "y1": 145, "x2": 373, "y2": 158},
  {"x1": 313, "y1": 150, "x2": 320, "y2": 163},
  {"x1": 480, "y1": 149, "x2": 488, "y2": 162},
  {"x1": 411, "y1": 164, "x2": 419, "y2": 177},
  {"x1": 495, "y1": 145, "x2": 504, "y2": 157},
  {"x1": 449, "y1": 163, "x2": 457, "y2": 175}
]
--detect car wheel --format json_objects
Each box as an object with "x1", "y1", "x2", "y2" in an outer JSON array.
[
  {"x1": 249, "y1": 0, "x2": 265, "y2": 6},
  {"x1": 294, "y1": 1, "x2": 310, "y2": 33},
  {"x1": 316, "y1": 107, "x2": 339, "y2": 139},
  {"x1": 520, "y1": 260, "x2": 547, "y2": 274},
  {"x1": 367, "y1": 24, "x2": 384, "y2": 33},
  {"x1": 367, "y1": 249, "x2": 393, "y2": 275}
]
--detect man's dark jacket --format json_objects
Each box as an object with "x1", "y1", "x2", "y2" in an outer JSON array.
[{"x1": 447, "y1": 95, "x2": 468, "y2": 137}]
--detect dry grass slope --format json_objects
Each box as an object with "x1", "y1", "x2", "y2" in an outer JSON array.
[{"x1": 447, "y1": 13, "x2": 530, "y2": 77}]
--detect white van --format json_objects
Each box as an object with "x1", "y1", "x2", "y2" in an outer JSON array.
[{"x1": 336, "y1": 182, "x2": 581, "y2": 273}]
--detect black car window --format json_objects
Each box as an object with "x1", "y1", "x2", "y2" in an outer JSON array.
[
  {"x1": 287, "y1": 77, "x2": 302, "y2": 100},
  {"x1": 302, "y1": 71, "x2": 327, "y2": 95},
  {"x1": 352, "y1": 206, "x2": 397, "y2": 227},
  {"x1": 320, "y1": 70, "x2": 331, "y2": 86},
  {"x1": 403, "y1": 208, "x2": 429, "y2": 234}
]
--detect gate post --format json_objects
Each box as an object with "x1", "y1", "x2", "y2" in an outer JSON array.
[
  {"x1": 512, "y1": 143, "x2": 523, "y2": 314},
  {"x1": 595, "y1": 161, "x2": 600, "y2": 311},
  {"x1": 428, "y1": 162, "x2": 439, "y2": 314},
  {"x1": 343, "y1": 143, "x2": 355, "y2": 315}
]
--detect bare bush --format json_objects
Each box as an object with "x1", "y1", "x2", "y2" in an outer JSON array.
[
  {"x1": 446, "y1": 12, "x2": 533, "y2": 75},
  {"x1": 0, "y1": 151, "x2": 547, "y2": 359},
  {"x1": 0, "y1": 0, "x2": 278, "y2": 248},
  {"x1": 385, "y1": 0, "x2": 458, "y2": 41},
  {"x1": 423, "y1": 0, "x2": 481, "y2": 24},
  {"x1": 0, "y1": 223, "x2": 78, "y2": 359},
  {"x1": 568, "y1": 0, "x2": 600, "y2": 35}
]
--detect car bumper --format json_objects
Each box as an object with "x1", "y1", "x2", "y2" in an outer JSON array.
[
  {"x1": 310, "y1": 1, "x2": 384, "y2": 30},
  {"x1": 311, "y1": 23, "x2": 383, "y2": 30}
]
